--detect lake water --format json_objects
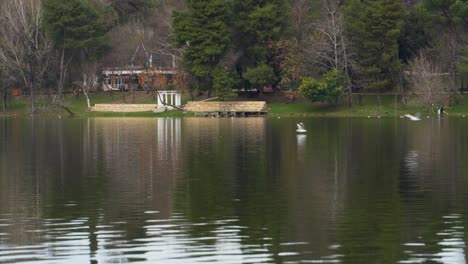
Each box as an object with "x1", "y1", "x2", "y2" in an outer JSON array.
[{"x1": 1, "y1": 116, "x2": 468, "y2": 264}]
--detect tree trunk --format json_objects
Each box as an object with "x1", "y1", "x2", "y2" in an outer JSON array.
[
  {"x1": 58, "y1": 48, "x2": 65, "y2": 103},
  {"x1": 461, "y1": 76, "x2": 465, "y2": 94},
  {"x1": 30, "y1": 80, "x2": 35, "y2": 114},
  {"x1": 2, "y1": 89, "x2": 6, "y2": 113},
  {"x1": 347, "y1": 86, "x2": 352, "y2": 108},
  {"x1": 83, "y1": 88, "x2": 91, "y2": 109},
  {"x1": 451, "y1": 65, "x2": 461, "y2": 104}
]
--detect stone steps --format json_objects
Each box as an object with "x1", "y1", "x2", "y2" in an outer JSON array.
[
  {"x1": 91, "y1": 104, "x2": 158, "y2": 112},
  {"x1": 185, "y1": 101, "x2": 267, "y2": 113}
]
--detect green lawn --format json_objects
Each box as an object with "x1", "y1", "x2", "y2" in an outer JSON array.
[
  {"x1": 269, "y1": 95, "x2": 434, "y2": 117},
  {"x1": 3, "y1": 92, "x2": 468, "y2": 118}
]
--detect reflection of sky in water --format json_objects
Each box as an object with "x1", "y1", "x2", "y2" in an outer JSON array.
[
  {"x1": 0, "y1": 212, "x2": 347, "y2": 264},
  {"x1": 399, "y1": 214, "x2": 466, "y2": 264},
  {"x1": 0, "y1": 215, "x2": 303, "y2": 264}
]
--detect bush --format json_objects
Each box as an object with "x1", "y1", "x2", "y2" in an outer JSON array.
[{"x1": 299, "y1": 70, "x2": 344, "y2": 104}]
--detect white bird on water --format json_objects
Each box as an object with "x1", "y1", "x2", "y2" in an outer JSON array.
[
  {"x1": 404, "y1": 113, "x2": 421, "y2": 121},
  {"x1": 296, "y1": 122, "x2": 307, "y2": 133}
]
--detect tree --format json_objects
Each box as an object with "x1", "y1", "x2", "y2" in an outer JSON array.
[
  {"x1": 408, "y1": 49, "x2": 447, "y2": 109},
  {"x1": 344, "y1": 0, "x2": 403, "y2": 92},
  {"x1": 212, "y1": 66, "x2": 235, "y2": 101},
  {"x1": 459, "y1": 45, "x2": 468, "y2": 75},
  {"x1": 268, "y1": 40, "x2": 304, "y2": 101},
  {"x1": 78, "y1": 62, "x2": 101, "y2": 109},
  {"x1": 0, "y1": 0, "x2": 51, "y2": 114},
  {"x1": 398, "y1": 8, "x2": 432, "y2": 63},
  {"x1": 421, "y1": 0, "x2": 468, "y2": 103},
  {"x1": 232, "y1": 0, "x2": 289, "y2": 90},
  {"x1": 243, "y1": 64, "x2": 275, "y2": 91},
  {"x1": 44, "y1": 0, "x2": 107, "y2": 103},
  {"x1": 299, "y1": 70, "x2": 344, "y2": 104},
  {"x1": 289, "y1": 0, "x2": 319, "y2": 44},
  {"x1": 109, "y1": 0, "x2": 159, "y2": 23},
  {"x1": 0, "y1": 70, "x2": 9, "y2": 113},
  {"x1": 307, "y1": 0, "x2": 349, "y2": 72},
  {"x1": 305, "y1": 0, "x2": 352, "y2": 105},
  {"x1": 173, "y1": 0, "x2": 231, "y2": 95}
]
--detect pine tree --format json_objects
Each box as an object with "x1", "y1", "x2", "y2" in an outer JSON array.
[
  {"x1": 173, "y1": 0, "x2": 231, "y2": 93},
  {"x1": 44, "y1": 0, "x2": 107, "y2": 102},
  {"x1": 344, "y1": 0, "x2": 403, "y2": 92},
  {"x1": 232, "y1": 0, "x2": 289, "y2": 90}
]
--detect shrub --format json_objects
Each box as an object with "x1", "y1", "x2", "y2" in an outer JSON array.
[{"x1": 299, "y1": 70, "x2": 344, "y2": 104}]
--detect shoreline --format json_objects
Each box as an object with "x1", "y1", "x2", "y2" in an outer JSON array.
[{"x1": 2, "y1": 93, "x2": 468, "y2": 118}]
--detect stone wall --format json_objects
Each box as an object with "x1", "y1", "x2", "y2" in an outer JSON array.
[
  {"x1": 185, "y1": 101, "x2": 267, "y2": 113},
  {"x1": 91, "y1": 104, "x2": 158, "y2": 112}
]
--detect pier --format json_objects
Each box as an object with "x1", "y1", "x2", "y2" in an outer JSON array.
[{"x1": 185, "y1": 101, "x2": 267, "y2": 117}]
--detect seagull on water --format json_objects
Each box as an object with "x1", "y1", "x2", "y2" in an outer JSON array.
[
  {"x1": 296, "y1": 122, "x2": 307, "y2": 133},
  {"x1": 404, "y1": 113, "x2": 421, "y2": 121}
]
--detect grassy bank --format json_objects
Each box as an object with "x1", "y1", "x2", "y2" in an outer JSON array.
[
  {"x1": 269, "y1": 94, "x2": 468, "y2": 117},
  {"x1": 2, "y1": 91, "x2": 468, "y2": 118},
  {"x1": 1, "y1": 92, "x2": 191, "y2": 117}
]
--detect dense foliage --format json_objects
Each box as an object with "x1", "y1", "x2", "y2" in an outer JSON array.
[
  {"x1": 173, "y1": 0, "x2": 231, "y2": 93},
  {"x1": 0, "y1": 0, "x2": 467, "y2": 112},
  {"x1": 299, "y1": 70, "x2": 345, "y2": 104},
  {"x1": 344, "y1": 0, "x2": 404, "y2": 91}
]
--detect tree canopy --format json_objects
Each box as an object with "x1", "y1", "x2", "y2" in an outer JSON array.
[
  {"x1": 44, "y1": 0, "x2": 107, "y2": 58},
  {"x1": 173, "y1": 0, "x2": 231, "y2": 92},
  {"x1": 344, "y1": 0, "x2": 404, "y2": 92}
]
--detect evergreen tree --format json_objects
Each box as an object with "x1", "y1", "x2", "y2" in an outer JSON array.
[
  {"x1": 212, "y1": 66, "x2": 235, "y2": 101},
  {"x1": 243, "y1": 63, "x2": 275, "y2": 90},
  {"x1": 232, "y1": 0, "x2": 289, "y2": 90},
  {"x1": 44, "y1": 0, "x2": 107, "y2": 102},
  {"x1": 173, "y1": 0, "x2": 231, "y2": 94},
  {"x1": 344, "y1": 0, "x2": 403, "y2": 91},
  {"x1": 398, "y1": 8, "x2": 432, "y2": 62}
]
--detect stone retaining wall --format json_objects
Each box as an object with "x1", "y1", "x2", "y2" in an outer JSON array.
[
  {"x1": 185, "y1": 101, "x2": 266, "y2": 113},
  {"x1": 91, "y1": 104, "x2": 158, "y2": 112}
]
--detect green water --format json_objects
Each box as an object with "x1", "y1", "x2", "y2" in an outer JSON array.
[{"x1": 1, "y1": 116, "x2": 468, "y2": 264}]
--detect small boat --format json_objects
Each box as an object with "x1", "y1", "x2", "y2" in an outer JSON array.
[{"x1": 296, "y1": 122, "x2": 307, "y2": 133}]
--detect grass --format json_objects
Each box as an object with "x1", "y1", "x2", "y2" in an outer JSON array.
[
  {"x1": 443, "y1": 97, "x2": 468, "y2": 116},
  {"x1": 3, "y1": 91, "x2": 468, "y2": 118},
  {"x1": 0, "y1": 91, "x2": 195, "y2": 117},
  {"x1": 269, "y1": 95, "x2": 437, "y2": 117}
]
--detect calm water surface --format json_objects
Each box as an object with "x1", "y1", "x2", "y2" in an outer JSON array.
[{"x1": 1, "y1": 116, "x2": 468, "y2": 264}]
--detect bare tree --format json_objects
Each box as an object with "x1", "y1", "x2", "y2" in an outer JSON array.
[
  {"x1": 305, "y1": 0, "x2": 349, "y2": 71},
  {"x1": 290, "y1": 0, "x2": 315, "y2": 44},
  {"x1": 433, "y1": 32, "x2": 464, "y2": 103},
  {"x1": 0, "y1": 0, "x2": 51, "y2": 114},
  {"x1": 408, "y1": 50, "x2": 447, "y2": 110},
  {"x1": 0, "y1": 70, "x2": 9, "y2": 113},
  {"x1": 102, "y1": 2, "x2": 185, "y2": 69},
  {"x1": 303, "y1": 0, "x2": 353, "y2": 105},
  {"x1": 78, "y1": 62, "x2": 101, "y2": 109}
]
